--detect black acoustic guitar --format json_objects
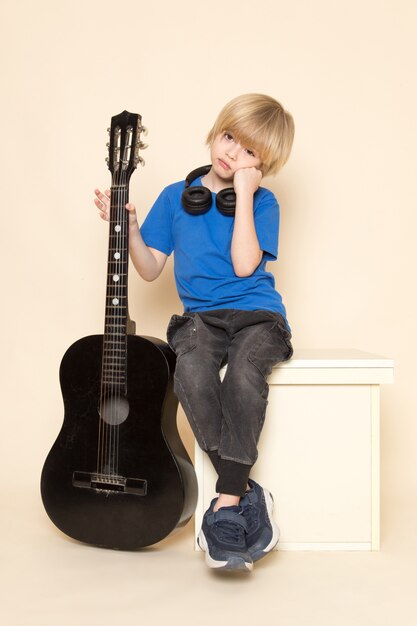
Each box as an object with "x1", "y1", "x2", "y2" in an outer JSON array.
[{"x1": 41, "y1": 111, "x2": 198, "y2": 550}]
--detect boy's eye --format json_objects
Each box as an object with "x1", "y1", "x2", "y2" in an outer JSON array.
[
  {"x1": 224, "y1": 132, "x2": 233, "y2": 141},
  {"x1": 245, "y1": 148, "x2": 255, "y2": 157}
]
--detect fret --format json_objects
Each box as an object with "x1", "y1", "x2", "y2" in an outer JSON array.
[
  {"x1": 103, "y1": 344, "x2": 126, "y2": 358},
  {"x1": 102, "y1": 357, "x2": 125, "y2": 365},
  {"x1": 103, "y1": 349, "x2": 125, "y2": 355},
  {"x1": 101, "y1": 364, "x2": 126, "y2": 371},
  {"x1": 104, "y1": 328, "x2": 126, "y2": 332},
  {"x1": 102, "y1": 359, "x2": 125, "y2": 365},
  {"x1": 102, "y1": 365, "x2": 126, "y2": 372},
  {"x1": 101, "y1": 371, "x2": 126, "y2": 378},
  {"x1": 106, "y1": 267, "x2": 128, "y2": 275},
  {"x1": 101, "y1": 377, "x2": 126, "y2": 385}
]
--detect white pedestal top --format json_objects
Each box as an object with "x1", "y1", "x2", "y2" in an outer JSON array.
[
  {"x1": 267, "y1": 349, "x2": 394, "y2": 385},
  {"x1": 278, "y1": 349, "x2": 394, "y2": 369}
]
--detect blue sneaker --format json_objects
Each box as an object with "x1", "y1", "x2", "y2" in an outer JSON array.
[
  {"x1": 197, "y1": 499, "x2": 253, "y2": 571},
  {"x1": 240, "y1": 479, "x2": 280, "y2": 562}
]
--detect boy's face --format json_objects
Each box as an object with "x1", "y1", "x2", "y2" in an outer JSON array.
[{"x1": 210, "y1": 132, "x2": 262, "y2": 184}]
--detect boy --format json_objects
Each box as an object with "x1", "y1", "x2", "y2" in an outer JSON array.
[{"x1": 94, "y1": 93, "x2": 294, "y2": 572}]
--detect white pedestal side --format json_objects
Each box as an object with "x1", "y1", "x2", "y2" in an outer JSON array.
[{"x1": 194, "y1": 349, "x2": 394, "y2": 551}]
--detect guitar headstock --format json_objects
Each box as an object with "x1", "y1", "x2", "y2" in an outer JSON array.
[{"x1": 106, "y1": 110, "x2": 148, "y2": 183}]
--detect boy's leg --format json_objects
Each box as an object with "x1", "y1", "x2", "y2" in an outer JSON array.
[
  {"x1": 218, "y1": 310, "x2": 293, "y2": 476},
  {"x1": 217, "y1": 310, "x2": 292, "y2": 561},
  {"x1": 167, "y1": 311, "x2": 254, "y2": 571},
  {"x1": 167, "y1": 312, "x2": 228, "y2": 458}
]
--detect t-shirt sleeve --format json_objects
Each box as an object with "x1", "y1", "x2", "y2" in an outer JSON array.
[
  {"x1": 254, "y1": 189, "x2": 280, "y2": 261},
  {"x1": 139, "y1": 187, "x2": 174, "y2": 255}
]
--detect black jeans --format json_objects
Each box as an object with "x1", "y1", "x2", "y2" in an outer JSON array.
[{"x1": 167, "y1": 309, "x2": 293, "y2": 496}]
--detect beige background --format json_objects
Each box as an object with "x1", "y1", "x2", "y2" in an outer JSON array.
[{"x1": 1, "y1": 0, "x2": 416, "y2": 624}]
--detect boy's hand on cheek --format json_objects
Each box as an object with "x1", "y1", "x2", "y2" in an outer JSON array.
[{"x1": 233, "y1": 167, "x2": 262, "y2": 196}]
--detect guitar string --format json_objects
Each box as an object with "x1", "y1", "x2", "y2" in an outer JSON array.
[
  {"x1": 98, "y1": 172, "x2": 111, "y2": 478},
  {"x1": 97, "y1": 204, "x2": 107, "y2": 479},
  {"x1": 111, "y1": 179, "x2": 117, "y2": 480},
  {"x1": 111, "y1": 167, "x2": 123, "y2": 480},
  {"x1": 98, "y1": 123, "x2": 135, "y2": 482},
  {"x1": 113, "y1": 172, "x2": 123, "y2": 479},
  {"x1": 112, "y1": 162, "x2": 127, "y2": 480},
  {"x1": 109, "y1": 178, "x2": 116, "y2": 480},
  {"x1": 115, "y1": 173, "x2": 126, "y2": 480},
  {"x1": 110, "y1": 177, "x2": 118, "y2": 479},
  {"x1": 114, "y1": 124, "x2": 137, "y2": 480},
  {"x1": 99, "y1": 161, "x2": 118, "y2": 480},
  {"x1": 119, "y1": 173, "x2": 128, "y2": 478},
  {"x1": 102, "y1": 179, "x2": 112, "y2": 479},
  {"x1": 108, "y1": 173, "x2": 118, "y2": 480}
]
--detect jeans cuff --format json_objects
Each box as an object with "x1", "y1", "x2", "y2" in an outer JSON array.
[
  {"x1": 215, "y1": 459, "x2": 253, "y2": 497},
  {"x1": 207, "y1": 449, "x2": 221, "y2": 474}
]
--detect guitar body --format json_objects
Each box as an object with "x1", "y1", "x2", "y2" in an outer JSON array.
[{"x1": 41, "y1": 333, "x2": 197, "y2": 550}]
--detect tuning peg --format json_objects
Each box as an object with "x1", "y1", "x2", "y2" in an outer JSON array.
[
  {"x1": 137, "y1": 141, "x2": 149, "y2": 150},
  {"x1": 139, "y1": 125, "x2": 148, "y2": 137},
  {"x1": 138, "y1": 156, "x2": 145, "y2": 167}
]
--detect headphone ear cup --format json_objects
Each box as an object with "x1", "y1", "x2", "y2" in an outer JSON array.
[
  {"x1": 216, "y1": 188, "x2": 236, "y2": 217},
  {"x1": 181, "y1": 186, "x2": 213, "y2": 215}
]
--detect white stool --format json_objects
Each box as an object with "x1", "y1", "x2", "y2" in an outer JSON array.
[{"x1": 194, "y1": 349, "x2": 394, "y2": 551}]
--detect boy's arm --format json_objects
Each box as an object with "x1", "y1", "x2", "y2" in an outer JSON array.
[
  {"x1": 230, "y1": 168, "x2": 263, "y2": 277},
  {"x1": 94, "y1": 189, "x2": 167, "y2": 282},
  {"x1": 128, "y1": 213, "x2": 168, "y2": 281}
]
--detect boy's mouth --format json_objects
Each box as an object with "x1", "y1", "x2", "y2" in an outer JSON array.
[{"x1": 218, "y1": 158, "x2": 231, "y2": 171}]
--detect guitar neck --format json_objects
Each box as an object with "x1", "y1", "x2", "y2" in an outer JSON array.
[{"x1": 101, "y1": 110, "x2": 144, "y2": 389}]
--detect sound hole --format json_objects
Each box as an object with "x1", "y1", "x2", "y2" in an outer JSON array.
[{"x1": 100, "y1": 395, "x2": 129, "y2": 425}]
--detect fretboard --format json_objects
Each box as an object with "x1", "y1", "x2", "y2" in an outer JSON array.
[{"x1": 102, "y1": 184, "x2": 130, "y2": 388}]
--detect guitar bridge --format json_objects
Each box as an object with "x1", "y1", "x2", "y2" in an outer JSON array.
[{"x1": 72, "y1": 471, "x2": 147, "y2": 495}]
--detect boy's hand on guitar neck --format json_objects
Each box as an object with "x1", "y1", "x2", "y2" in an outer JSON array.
[{"x1": 94, "y1": 189, "x2": 138, "y2": 227}]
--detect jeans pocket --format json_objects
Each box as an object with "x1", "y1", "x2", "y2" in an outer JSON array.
[
  {"x1": 166, "y1": 314, "x2": 197, "y2": 357},
  {"x1": 248, "y1": 318, "x2": 293, "y2": 378}
]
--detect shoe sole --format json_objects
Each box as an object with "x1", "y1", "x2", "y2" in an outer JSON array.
[
  {"x1": 197, "y1": 530, "x2": 253, "y2": 572},
  {"x1": 250, "y1": 489, "x2": 280, "y2": 563}
]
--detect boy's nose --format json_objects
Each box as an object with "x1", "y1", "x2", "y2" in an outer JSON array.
[{"x1": 226, "y1": 145, "x2": 239, "y2": 160}]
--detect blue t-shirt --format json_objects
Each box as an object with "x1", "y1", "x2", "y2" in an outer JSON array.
[{"x1": 140, "y1": 176, "x2": 287, "y2": 319}]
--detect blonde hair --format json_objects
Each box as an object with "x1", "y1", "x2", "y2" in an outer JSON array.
[{"x1": 206, "y1": 93, "x2": 294, "y2": 176}]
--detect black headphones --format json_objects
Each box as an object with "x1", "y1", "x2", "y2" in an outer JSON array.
[{"x1": 181, "y1": 165, "x2": 236, "y2": 217}]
